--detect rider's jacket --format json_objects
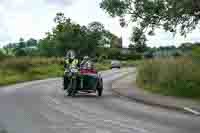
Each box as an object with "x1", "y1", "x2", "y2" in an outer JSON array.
[{"x1": 65, "y1": 59, "x2": 79, "y2": 68}]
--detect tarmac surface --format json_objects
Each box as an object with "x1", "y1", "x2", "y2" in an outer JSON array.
[{"x1": 0, "y1": 68, "x2": 199, "y2": 133}]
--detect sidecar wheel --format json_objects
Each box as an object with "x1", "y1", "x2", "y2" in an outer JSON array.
[
  {"x1": 67, "y1": 90, "x2": 72, "y2": 96},
  {"x1": 97, "y1": 88, "x2": 103, "y2": 97},
  {"x1": 63, "y1": 76, "x2": 68, "y2": 90},
  {"x1": 71, "y1": 92, "x2": 76, "y2": 97},
  {"x1": 68, "y1": 92, "x2": 72, "y2": 96}
]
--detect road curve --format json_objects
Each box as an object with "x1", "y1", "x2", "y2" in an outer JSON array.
[{"x1": 0, "y1": 68, "x2": 199, "y2": 133}]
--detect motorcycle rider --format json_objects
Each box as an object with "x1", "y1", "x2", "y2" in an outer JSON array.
[
  {"x1": 63, "y1": 50, "x2": 79, "y2": 91},
  {"x1": 64, "y1": 50, "x2": 79, "y2": 69},
  {"x1": 80, "y1": 56, "x2": 97, "y2": 74},
  {"x1": 80, "y1": 56, "x2": 90, "y2": 69}
]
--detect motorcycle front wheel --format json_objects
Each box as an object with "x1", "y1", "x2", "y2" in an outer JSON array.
[
  {"x1": 71, "y1": 79, "x2": 77, "y2": 97},
  {"x1": 66, "y1": 79, "x2": 73, "y2": 96}
]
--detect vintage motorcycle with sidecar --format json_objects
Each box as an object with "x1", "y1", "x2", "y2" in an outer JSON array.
[{"x1": 63, "y1": 62, "x2": 103, "y2": 97}]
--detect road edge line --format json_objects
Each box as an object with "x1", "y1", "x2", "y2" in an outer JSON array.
[
  {"x1": 112, "y1": 76, "x2": 200, "y2": 116},
  {"x1": 183, "y1": 107, "x2": 200, "y2": 116}
]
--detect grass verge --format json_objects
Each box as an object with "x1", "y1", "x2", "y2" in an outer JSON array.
[
  {"x1": 136, "y1": 57, "x2": 200, "y2": 100},
  {"x1": 0, "y1": 57, "x2": 110, "y2": 86},
  {"x1": 121, "y1": 60, "x2": 143, "y2": 67}
]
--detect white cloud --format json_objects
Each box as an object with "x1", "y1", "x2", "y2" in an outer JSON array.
[
  {"x1": 0, "y1": 29, "x2": 11, "y2": 44},
  {"x1": 0, "y1": 0, "x2": 200, "y2": 48},
  {"x1": 0, "y1": 0, "x2": 58, "y2": 45},
  {"x1": 63, "y1": 0, "x2": 122, "y2": 35},
  {"x1": 45, "y1": 0, "x2": 77, "y2": 6}
]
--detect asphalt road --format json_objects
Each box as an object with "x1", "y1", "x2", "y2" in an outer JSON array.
[{"x1": 0, "y1": 68, "x2": 199, "y2": 133}]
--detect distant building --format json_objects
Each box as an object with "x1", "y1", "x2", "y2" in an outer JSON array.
[
  {"x1": 153, "y1": 49, "x2": 182, "y2": 58},
  {"x1": 120, "y1": 48, "x2": 131, "y2": 55}
]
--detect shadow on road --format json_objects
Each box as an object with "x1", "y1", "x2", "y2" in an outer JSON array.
[{"x1": 63, "y1": 93, "x2": 115, "y2": 99}]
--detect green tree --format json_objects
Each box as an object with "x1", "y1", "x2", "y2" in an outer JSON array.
[
  {"x1": 38, "y1": 32, "x2": 59, "y2": 57},
  {"x1": 54, "y1": 12, "x2": 67, "y2": 24},
  {"x1": 100, "y1": 0, "x2": 200, "y2": 46},
  {"x1": 192, "y1": 46, "x2": 200, "y2": 57},
  {"x1": 0, "y1": 49, "x2": 6, "y2": 60},
  {"x1": 110, "y1": 35, "x2": 122, "y2": 48},
  {"x1": 130, "y1": 27, "x2": 147, "y2": 53},
  {"x1": 26, "y1": 38, "x2": 37, "y2": 47},
  {"x1": 3, "y1": 12, "x2": 120, "y2": 58},
  {"x1": 107, "y1": 48, "x2": 121, "y2": 59},
  {"x1": 38, "y1": 13, "x2": 92, "y2": 57},
  {"x1": 87, "y1": 22, "x2": 105, "y2": 46},
  {"x1": 88, "y1": 21, "x2": 105, "y2": 33},
  {"x1": 87, "y1": 21, "x2": 106, "y2": 56},
  {"x1": 14, "y1": 38, "x2": 27, "y2": 56},
  {"x1": 128, "y1": 44, "x2": 136, "y2": 52},
  {"x1": 3, "y1": 43, "x2": 16, "y2": 56}
]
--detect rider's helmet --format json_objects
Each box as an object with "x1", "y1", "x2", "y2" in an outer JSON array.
[
  {"x1": 66, "y1": 50, "x2": 76, "y2": 60},
  {"x1": 84, "y1": 56, "x2": 93, "y2": 69},
  {"x1": 66, "y1": 50, "x2": 76, "y2": 64}
]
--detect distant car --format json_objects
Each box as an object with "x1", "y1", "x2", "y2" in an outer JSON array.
[{"x1": 111, "y1": 60, "x2": 121, "y2": 69}]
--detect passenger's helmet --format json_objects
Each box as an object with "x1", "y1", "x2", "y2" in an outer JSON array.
[
  {"x1": 83, "y1": 56, "x2": 89, "y2": 60},
  {"x1": 66, "y1": 50, "x2": 76, "y2": 60}
]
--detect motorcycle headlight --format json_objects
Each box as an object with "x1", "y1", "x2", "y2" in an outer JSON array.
[
  {"x1": 64, "y1": 70, "x2": 69, "y2": 73},
  {"x1": 71, "y1": 68, "x2": 78, "y2": 73}
]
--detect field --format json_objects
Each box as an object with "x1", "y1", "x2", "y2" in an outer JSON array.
[
  {"x1": 136, "y1": 57, "x2": 200, "y2": 99},
  {"x1": 0, "y1": 57, "x2": 110, "y2": 86},
  {"x1": 121, "y1": 60, "x2": 143, "y2": 67}
]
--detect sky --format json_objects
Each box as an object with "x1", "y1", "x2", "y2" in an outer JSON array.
[{"x1": 0, "y1": 0, "x2": 200, "y2": 48}]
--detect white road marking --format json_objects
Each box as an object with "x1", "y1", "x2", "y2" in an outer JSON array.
[
  {"x1": 45, "y1": 96, "x2": 61, "y2": 105},
  {"x1": 183, "y1": 107, "x2": 200, "y2": 115}
]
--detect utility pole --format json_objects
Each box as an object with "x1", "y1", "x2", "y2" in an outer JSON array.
[{"x1": 119, "y1": 17, "x2": 126, "y2": 48}]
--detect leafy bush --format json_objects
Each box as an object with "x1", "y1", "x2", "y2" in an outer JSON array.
[
  {"x1": 0, "y1": 65, "x2": 63, "y2": 86},
  {"x1": 137, "y1": 58, "x2": 200, "y2": 99},
  {"x1": 0, "y1": 49, "x2": 6, "y2": 60},
  {"x1": 0, "y1": 57, "x2": 64, "y2": 70},
  {"x1": 121, "y1": 60, "x2": 143, "y2": 67},
  {"x1": 107, "y1": 48, "x2": 121, "y2": 59},
  {"x1": 95, "y1": 62, "x2": 111, "y2": 71},
  {"x1": 0, "y1": 57, "x2": 64, "y2": 86},
  {"x1": 120, "y1": 53, "x2": 142, "y2": 60},
  {"x1": 192, "y1": 46, "x2": 200, "y2": 57}
]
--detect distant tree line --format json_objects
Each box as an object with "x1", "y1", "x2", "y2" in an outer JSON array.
[
  {"x1": 1, "y1": 12, "x2": 200, "y2": 60},
  {"x1": 1, "y1": 12, "x2": 122, "y2": 59},
  {"x1": 142, "y1": 42, "x2": 200, "y2": 59}
]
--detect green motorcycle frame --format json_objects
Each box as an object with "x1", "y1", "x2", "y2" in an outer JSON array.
[{"x1": 63, "y1": 69, "x2": 103, "y2": 97}]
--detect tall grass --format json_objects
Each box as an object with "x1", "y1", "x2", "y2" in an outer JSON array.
[
  {"x1": 0, "y1": 57, "x2": 64, "y2": 70},
  {"x1": 0, "y1": 57, "x2": 64, "y2": 86},
  {"x1": 0, "y1": 57, "x2": 110, "y2": 86},
  {"x1": 137, "y1": 57, "x2": 200, "y2": 99},
  {"x1": 121, "y1": 60, "x2": 143, "y2": 67}
]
